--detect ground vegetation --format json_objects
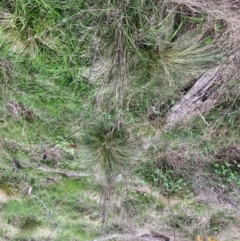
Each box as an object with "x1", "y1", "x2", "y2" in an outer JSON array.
[{"x1": 0, "y1": 0, "x2": 240, "y2": 240}]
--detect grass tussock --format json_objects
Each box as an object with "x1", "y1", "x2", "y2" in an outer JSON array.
[
  {"x1": 85, "y1": 1, "x2": 223, "y2": 111},
  {"x1": 81, "y1": 117, "x2": 137, "y2": 187}
]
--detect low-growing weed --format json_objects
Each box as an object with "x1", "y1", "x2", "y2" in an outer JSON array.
[
  {"x1": 153, "y1": 168, "x2": 188, "y2": 195},
  {"x1": 213, "y1": 161, "x2": 240, "y2": 188},
  {"x1": 136, "y1": 161, "x2": 190, "y2": 196}
]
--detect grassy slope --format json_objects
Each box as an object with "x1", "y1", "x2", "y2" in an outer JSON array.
[{"x1": 0, "y1": 1, "x2": 240, "y2": 241}]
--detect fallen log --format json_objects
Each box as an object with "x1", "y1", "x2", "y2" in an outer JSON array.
[
  {"x1": 165, "y1": 48, "x2": 240, "y2": 128},
  {"x1": 165, "y1": 67, "x2": 220, "y2": 128}
]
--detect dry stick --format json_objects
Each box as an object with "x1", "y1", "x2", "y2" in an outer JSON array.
[
  {"x1": 100, "y1": 187, "x2": 109, "y2": 233},
  {"x1": 197, "y1": 109, "x2": 209, "y2": 126},
  {"x1": 218, "y1": 189, "x2": 240, "y2": 212},
  {"x1": 32, "y1": 194, "x2": 52, "y2": 216},
  {"x1": 38, "y1": 164, "x2": 89, "y2": 178},
  {"x1": 94, "y1": 234, "x2": 156, "y2": 241},
  {"x1": 167, "y1": 195, "x2": 176, "y2": 241},
  {"x1": 50, "y1": 113, "x2": 99, "y2": 148},
  {"x1": 50, "y1": 76, "x2": 116, "y2": 148}
]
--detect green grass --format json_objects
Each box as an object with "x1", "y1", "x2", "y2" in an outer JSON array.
[{"x1": 1, "y1": 177, "x2": 100, "y2": 240}]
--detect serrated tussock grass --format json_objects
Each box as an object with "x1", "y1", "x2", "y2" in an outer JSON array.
[
  {"x1": 77, "y1": 0, "x2": 223, "y2": 111},
  {"x1": 81, "y1": 118, "x2": 136, "y2": 186},
  {"x1": 81, "y1": 117, "x2": 137, "y2": 227}
]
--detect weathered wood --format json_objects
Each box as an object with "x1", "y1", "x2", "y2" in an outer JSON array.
[
  {"x1": 38, "y1": 165, "x2": 89, "y2": 178},
  {"x1": 93, "y1": 231, "x2": 170, "y2": 241},
  {"x1": 165, "y1": 67, "x2": 220, "y2": 128}
]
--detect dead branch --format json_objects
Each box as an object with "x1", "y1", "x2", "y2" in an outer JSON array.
[
  {"x1": 165, "y1": 67, "x2": 220, "y2": 128},
  {"x1": 38, "y1": 165, "x2": 89, "y2": 178},
  {"x1": 93, "y1": 231, "x2": 170, "y2": 241}
]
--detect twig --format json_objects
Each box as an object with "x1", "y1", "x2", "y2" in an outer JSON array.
[
  {"x1": 219, "y1": 195, "x2": 240, "y2": 211},
  {"x1": 197, "y1": 110, "x2": 209, "y2": 126},
  {"x1": 38, "y1": 165, "x2": 89, "y2": 178},
  {"x1": 167, "y1": 195, "x2": 175, "y2": 241}
]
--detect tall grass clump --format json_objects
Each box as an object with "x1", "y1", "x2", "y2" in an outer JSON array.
[
  {"x1": 82, "y1": 117, "x2": 135, "y2": 186},
  {"x1": 76, "y1": 1, "x2": 222, "y2": 113},
  {"x1": 81, "y1": 115, "x2": 136, "y2": 226},
  {"x1": 1, "y1": 0, "x2": 66, "y2": 55}
]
